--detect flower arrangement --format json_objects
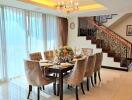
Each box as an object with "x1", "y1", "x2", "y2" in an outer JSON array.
[{"x1": 55, "y1": 46, "x2": 74, "y2": 63}]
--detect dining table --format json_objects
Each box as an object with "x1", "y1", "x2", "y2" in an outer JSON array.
[{"x1": 40, "y1": 61, "x2": 74, "y2": 100}]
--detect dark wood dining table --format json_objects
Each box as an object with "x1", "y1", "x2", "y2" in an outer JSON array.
[{"x1": 40, "y1": 63, "x2": 74, "y2": 100}]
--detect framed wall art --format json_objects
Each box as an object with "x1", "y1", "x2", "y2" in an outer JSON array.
[{"x1": 126, "y1": 25, "x2": 132, "y2": 36}]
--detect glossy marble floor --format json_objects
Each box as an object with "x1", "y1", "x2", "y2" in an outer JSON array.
[{"x1": 0, "y1": 68, "x2": 132, "y2": 100}]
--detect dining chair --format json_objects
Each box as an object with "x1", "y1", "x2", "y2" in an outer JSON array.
[
  {"x1": 66, "y1": 58, "x2": 86, "y2": 100},
  {"x1": 29, "y1": 52, "x2": 42, "y2": 61},
  {"x1": 24, "y1": 60, "x2": 55, "y2": 100},
  {"x1": 29, "y1": 52, "x2": 46, "y2": 90},
  {"x1": 94, "y1": 52, "x2": 103, "y2": 84},
  {"x1": 44, "y1": 50, "x2": 54, "y2": 61},
  {"x1": 84, "y1": 54, "x2": 96, "y2": 91},
  {"x1": 43, "y1": 50, "x2": 59, "y2": 95},
  {"x1": 81, "y1": 48, "x2": 93, "y2": 57},
  {"x1": 43, "y1": 50, "x2": 55, "y2": 75}
]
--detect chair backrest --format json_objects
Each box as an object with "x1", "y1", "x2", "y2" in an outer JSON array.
[
  {"x1": 81, "y1": 48, "x2": 93, "y2": 57},
  {"x1": 24, "y1": 60, "x2": 47, "y2": 86},
  {"x1": 29, "y1": 52, "x2": 42, "y2": 61},
  {"x1": 67, "y1": 58, "x2": 86, "y2": 86},
  {"x1": 85, "y1": 54, "x2": 96, "y2": 77},
  {"x1": 94, "y1": 52, "x2": 103, "y2": 72},
  {"x1": 44, "y1": 50, "x2": 54, "y2": 61}
]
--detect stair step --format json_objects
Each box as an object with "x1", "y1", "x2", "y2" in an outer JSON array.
[
  {"x1": 92, "y1": 40, "x2": 97, "y2": 44},
  {"x1": 114, "y1": 57, "x2": 121, "y2": 62},
  {"x1": 91, "y1": 37, "x2": 97, "y2": 44},
  {"x1": 102, "y1": 48, "x2": 110, "y2": 53},
  {"x1": 120, "y1": 58, "x2": 132, "y2": 67},
  {"x1": 108, "y1": 52, "x2": 115, "y2": 57},
  {"x1": 86, "y1": 36, "x2": 92, "y2": 40},
  {"x1": 96, "y1": 39, "x2": 102, "y2": 48}
]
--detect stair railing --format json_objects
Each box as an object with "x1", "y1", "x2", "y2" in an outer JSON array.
[{"x1": 87, "y1": 19, "x2": 132, "y2": 60}]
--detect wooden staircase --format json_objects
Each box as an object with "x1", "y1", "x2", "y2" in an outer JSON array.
[{"x1": 78, "y1": 16, "x2": 132, "y2": 71}]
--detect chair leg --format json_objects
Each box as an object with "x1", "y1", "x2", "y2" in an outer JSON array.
[
  {"x1": 80, "y1": 82, "x2": 85, "y2": 94},
  {"x1": 27, "y1": 85, "x2": 32, "y2": 99},
  {"x1": 94, "y1": 72, "x2": 97, "y2": 84},
  {"x1": 87, "y1": 77, "x2": 89, "y2": 91},
  {"x1": 37, "y1": 87, "x2": 40, "y2": 100},
  {"x1": 67, "y1": 84, "x2": 70, "y2": 89},
  {"x1": 98, "y1": 70, "x2": 101, "y2": 82},
  {"x1": 53, "y1": 82, "x2": 56, "y2": 95},
  {"x1": 43, "y1": 86, "x2": 45, "y2": 90},
  {"x1": 57, "y1": 83, "x2": 60, "y2": 96},
  {"x1": 91, "y1": 76, "x2": 94, "y2": 87},
  {"x1": 53, "y1": 73, "x2": 57, "y2": 95},
  {"x1": 75, "y1": 86, "x2": 79, "y2": 100}
]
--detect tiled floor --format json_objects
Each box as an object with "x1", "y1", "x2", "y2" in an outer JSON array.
[{"x1": 0, "y1": 68, "x2": 132, "y2": 100}]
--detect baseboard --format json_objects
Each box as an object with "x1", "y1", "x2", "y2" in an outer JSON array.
[{"x1": 102, "y1": 66, "x2": 128, "y2": 71}]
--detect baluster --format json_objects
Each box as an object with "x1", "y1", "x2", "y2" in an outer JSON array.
[
  {"x1": 130, "y1": 44, "x2": 132, "y2": 59},
  {"x1": 125, "y1": 47, "x2": 128, "y2": 58}
]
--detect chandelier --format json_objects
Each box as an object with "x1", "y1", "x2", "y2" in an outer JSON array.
[{"x1": 56, "y1": 0, "x2": 79, "y2": 13}]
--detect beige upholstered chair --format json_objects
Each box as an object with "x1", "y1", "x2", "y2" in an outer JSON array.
[
  {"x1": 29, "y1": 52, "x2": 42, "y2": 61},
  {"x1": 29, "y1": 52, "x2": 45, "y2": 90},
  {"x1": 24, "y1": 60, "x2": 55, "y2": 100},
  {"x1": 84, "y1": 54, "x2": 96, "y2": 91},
  {"x1": 94, "y1": 52, "x2": 103, "y2": 84},
  {"x1": 81, "y1": 48, "x2": 93, "y2": 57},
  {"x1": 66, "y1": 58, "x2": 86, "y2": 100},
  {"x1": 44, "y1": 50, "x2": 54, "y2": 61},
  {"x1": 43, "y1": 50, "x2": 56, "y2": 76}
]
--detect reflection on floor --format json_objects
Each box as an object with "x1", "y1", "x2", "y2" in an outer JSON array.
[{"x1": 0, "y1": 68, "x2": 132, "y2": 100}]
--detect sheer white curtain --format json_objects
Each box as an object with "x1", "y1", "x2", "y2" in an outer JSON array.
[
  {"x1": 0, "y1": 6, "x2": 7, "y2": 81},
  {"x1": 4, "y1": 7, "x2": 27, "y2": 79},
  {"x1": 0, "y1": 6, "x2": 2, "y2": 80},
  {"x1": 0, "y1": 6, "x2": 3, "y2": 80},
  {"x1": 0, "y1": 6, "x2": 61, "y2": 81},
  {"x1": 28, "y1": 11, "x2": 45, "y2": 53},
  {"x1": 45, "y1": 15, "x2": 61, "y2": 50}
]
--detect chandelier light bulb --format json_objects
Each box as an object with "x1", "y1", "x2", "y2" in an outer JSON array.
[{"x1": 56, "y1": 0, "x2": 79, "y2": 13}]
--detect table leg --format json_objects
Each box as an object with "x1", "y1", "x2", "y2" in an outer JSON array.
[{"x1": 59, "y1": 72, "x2": 63, "y2": 100}]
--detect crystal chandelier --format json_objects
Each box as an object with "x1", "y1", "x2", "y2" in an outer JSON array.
[{"x1": 56, "y1": 0, "x2": 79, "y2": 13}]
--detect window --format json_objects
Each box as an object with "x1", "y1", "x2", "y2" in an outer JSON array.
[
  {"x1": 46, "y1": 15, "x2": 60, "y2": 50},
  {"x1": 0, "y1": 6, "x2": 2, "y2": 80},
  {"x1": 4, "y1": 7, "x2": 27, "y2": 78},
  {"x1": 28, "y1": 12, "x2": 45, "y2": 53},
  {"x1": 0, "y1": 6, "x2": 60, "y2": 80}
]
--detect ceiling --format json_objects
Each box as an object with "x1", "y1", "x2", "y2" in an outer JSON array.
[
  {"x1": 20, "y1": 0, "x2": 106, "y2": 12},
  {"x1": 0, "y1": 0, "x2": 132, "y2": 17}
]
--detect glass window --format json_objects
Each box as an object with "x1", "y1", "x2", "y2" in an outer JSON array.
[
  {"x1": 28, "y1": 12, "x2": 44, "y2": 52},
  {"x1": 4, "y1": 7, "x2": 27, "y2": 79}
]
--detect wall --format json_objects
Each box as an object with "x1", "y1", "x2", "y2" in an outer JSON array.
[
  {"x1": 68, "y1": 17, "x2": 121, "y2": 68},
  {"x1": 110, "y1": 14, "x2": 132, "y2": 43}
]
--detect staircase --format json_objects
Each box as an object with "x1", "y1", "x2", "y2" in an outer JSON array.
[
  {"x1": 103, "y1": 13, "x2": 126, "y2": 27},
  {"x1": 78, "y1": 17, "x2": 132, "y2": 71},
  {"x1": 94, "y1": 14, "x2": 117, "y2": 24}
]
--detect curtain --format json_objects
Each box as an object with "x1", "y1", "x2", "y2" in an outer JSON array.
[
  {"x1": 4, "y1": 7, "x2": 27, "y2": 79},
  {"x1": 28, "y1": 11, "x2": 45, "y2": 53},
  {"x1": 0, "y1": 6, "x2": 3, "y2": 80},
  {"x1": 0, "y1": 6, "x2": 7, "y2": 81},
  {"x1": 58, "y1": 17, "x2": 68, "y2": 46},
  {"x1": 45, "y1": 15, "x2": 61, "y2": 50},
  {"x1": 0, "y1": 5, "x2": 61, "y2": 81}
]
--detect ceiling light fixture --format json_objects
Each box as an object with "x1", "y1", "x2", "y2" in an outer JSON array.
[{"x1": 56, "y1": 0, "x2": 79, "y2": 13}]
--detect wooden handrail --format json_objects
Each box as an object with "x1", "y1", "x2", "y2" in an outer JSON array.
[
  {"x1": 88, "y1": 20, "x2": 132, "y2": 49},
  {"x1": 100, "y1": 23, "x2": 132, "y2": 45}
]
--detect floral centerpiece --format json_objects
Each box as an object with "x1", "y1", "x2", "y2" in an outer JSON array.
[{"x1": 55, "y1": 46, "x2": 74, "y2": 63}]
